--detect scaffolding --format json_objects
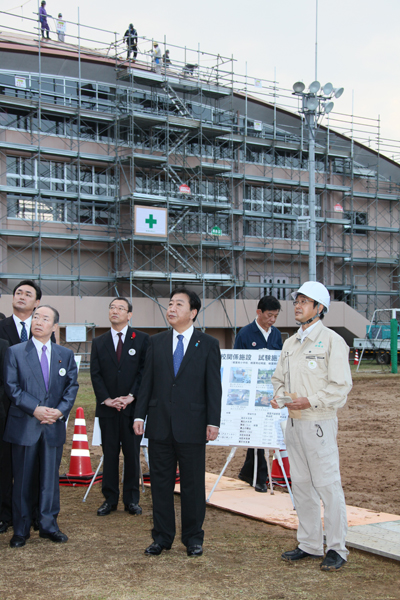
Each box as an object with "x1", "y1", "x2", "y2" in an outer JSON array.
[{"x1": 0, "y1": 10, "x2": 399, "y2": 326}]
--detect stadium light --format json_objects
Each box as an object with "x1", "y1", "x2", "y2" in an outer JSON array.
[{"x1": 292, "y1": 80, "x2": 344, "y2": 281}]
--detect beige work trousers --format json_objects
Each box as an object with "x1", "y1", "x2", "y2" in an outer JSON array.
[{"x1": 285, "y1": 418, "x2": 348, "y2": 560}]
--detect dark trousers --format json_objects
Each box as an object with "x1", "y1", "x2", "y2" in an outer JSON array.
[
  {"x1": 12, "y1": 436, "x2": 63, "y2": 537},
  {"x1": 239, "y1": 448, "x2": 268, "y2": 485},
  {"x1": 99, "y1": 413, "x2": 141, "y2": 506},
  {"x1": 149, "y1": 436, "x2": 206, "y2": 548},
  {"x1": 0, "y1": 436, "x2": 40, "y2": 526}
]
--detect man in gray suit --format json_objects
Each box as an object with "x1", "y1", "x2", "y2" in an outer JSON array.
[{"x1": 4, "y1": 305, "x2": 79, "y2": 548}]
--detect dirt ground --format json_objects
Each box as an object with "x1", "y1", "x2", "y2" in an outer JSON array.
[{"x1": 1, "y1": 371, "x2": 400, "y2": 600}]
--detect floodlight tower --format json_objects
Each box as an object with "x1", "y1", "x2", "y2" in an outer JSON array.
[{"x1": 292, "y1": 81, "x2": 344, "y2": 281}]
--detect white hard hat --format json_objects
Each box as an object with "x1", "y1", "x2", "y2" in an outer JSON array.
[{"x1": 291, "y1": 281, "x2": 330, "y2": 312}]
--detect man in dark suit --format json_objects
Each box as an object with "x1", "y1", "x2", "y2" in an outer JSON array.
[
  {"x1": 3, "y1": 305, "x2": 79, "y2": 548},
  {"x1": 134, "y1": 288, "x2": 222, "y2": 557},
  {"x1": 0, "y1": 279, "x2": 44, "y2": 534},
  {"x1": 90, "y1": 297, "x2": 149, "y2": 517},
  {"x1": 0, "y1": 337, "x2": 10, "y2": 525},
  {"x1": 235, "y1": 295, "x2": 282, "y2": 492}
]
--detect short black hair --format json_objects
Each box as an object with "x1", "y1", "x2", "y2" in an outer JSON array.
[
  {"x1": 36, "y1": 305, "x2": 59, "y2": 325},
  {"x1": 257, "y1": 295, "x2": 281, "y2": 313},
  {"x1": 13, "y1": 280, "x2": 42, "y2": 301},
  {"x1": 313, "y1": 300, "x2": 327, "y2": 320},
  {"x1": 170, "y1": 288, "x2": 201, "y2": 322},
  {"x1": 109, "y1": 297, "x2": 132, "y2": 312}
]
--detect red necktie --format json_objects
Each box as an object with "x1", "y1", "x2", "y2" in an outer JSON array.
[{"x1": 116, "y1": 332, "x2": 123, "y2": 362}]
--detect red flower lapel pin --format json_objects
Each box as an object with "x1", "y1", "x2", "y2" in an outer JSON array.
[{"x1": 131, "y1": 332, "x2": 136, "y2": 340}]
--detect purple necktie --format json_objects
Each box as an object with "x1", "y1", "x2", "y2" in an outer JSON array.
[{"x1": 41, "y1": 345, "x2": 49, "y2": 391}]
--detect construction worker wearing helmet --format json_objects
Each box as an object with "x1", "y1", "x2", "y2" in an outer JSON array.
[{"x1": 271, "y1": 281, "x2": 352, "y2": 572}]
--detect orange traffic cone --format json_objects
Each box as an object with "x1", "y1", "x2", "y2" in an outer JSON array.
[
  {"x1": 353, "y1": 349, "x2": 359, "y2": 366},
  {"x1": 271, "y1": 450, "x2": 291, "y2": 488},
  {"x1": 60, "y1": 407, "x2": 101, "y2": 487}
]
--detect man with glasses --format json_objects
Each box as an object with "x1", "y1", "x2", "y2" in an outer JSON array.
[
  {"x1": 271, "y1": 281, "x2": 352, "y2": 571},
  {"x1": 4, "y1": 305, "x2": 78, "y2": 547},
  {"x1": 90, "y1": 298, "x2": 149, "y2": 517},
  {"x1": 0, "y1": 280, "x2": 50, "y2": 535}
]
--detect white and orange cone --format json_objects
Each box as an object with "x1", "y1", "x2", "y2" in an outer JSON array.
[
  {"x1": 60, "y1": 407, "x2": 101, "y2": 487},
  {"x1": 353, "y1": 349, "x2": 359, "y2": 366}
]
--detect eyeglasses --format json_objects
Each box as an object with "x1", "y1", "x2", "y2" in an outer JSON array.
[
  {"x1": 109, "y1": 305, "x2": 129, "y2": 312},
  {"x1": 293, "y1": 299, "x2": 313, "y2": 307}
]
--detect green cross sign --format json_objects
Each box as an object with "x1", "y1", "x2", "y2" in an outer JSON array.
[{"x1": 145, "y1": 214, "x2": 157, "y2": 229}]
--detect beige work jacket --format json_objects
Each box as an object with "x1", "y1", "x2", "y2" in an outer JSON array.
[{"x1": 271, "y1": 320, "x2": 352, "y2": 421}]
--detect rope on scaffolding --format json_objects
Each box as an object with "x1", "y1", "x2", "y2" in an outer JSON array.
[{"x1": 3, "y1": 0, "x2": 33, "y2": 14}]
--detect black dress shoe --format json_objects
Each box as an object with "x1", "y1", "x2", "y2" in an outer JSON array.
[
  {"x1": 0, "y1": 520, "x2": 10, "y2": 534},
  {"x1": 97, "y1": 501, "x2": 117, "y2": 516},
  {"x1": 39, "y1": 530, "x2": 68, "y2": 543},
  {"x1": 32, "y1": 518, "x2": 40, "y2": 531},
  {"x1": 187, "y1": 544, "x2": 203, "y2": 557},
  {"x1": 238, "y1": 473, "x2": 253, "y2": 486},
  {"x1": 124, "y1": 503, "x2": 142, "y2": 515},
  {"x1": 144, "y1": 542, "x2": 170, "y2": 555},
  {"x1": 255, "y1": 483, "x2": 268, "y2": 493},
  {"x1": 282, "y1": 547, "x2": 323, "y2": 562},
  {"x1": 320, "y1": 550, "x2": 347, "y2": 571},
  {"x1": 10, "y1": 534, "x2": 29, "y2": 548}
]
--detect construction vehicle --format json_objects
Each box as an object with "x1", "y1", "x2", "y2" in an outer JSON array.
[{"x1": 353, "y1": 309, "x2": 400, "y2": 365}]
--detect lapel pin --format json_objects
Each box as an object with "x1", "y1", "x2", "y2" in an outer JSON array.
[
  {"x1": 129, "y1": 348, "x2": 136, "y2": 356},
  {"x1": 59, "y1": 368, "x2": 66, "y2": 376},
  {"x1": 59, "y1": 359, "x2": 62, "y2": 363},
  {"x1": 252, "y1": 341, "x2": 257, "y2": 347},
  {"x1": 195, "y1": 340, "x2": 201, "y2": 347}
]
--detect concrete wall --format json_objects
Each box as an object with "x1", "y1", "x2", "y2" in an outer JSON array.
[{"x1": 0, "y1": 295, "x2": 369, "y2": 348}]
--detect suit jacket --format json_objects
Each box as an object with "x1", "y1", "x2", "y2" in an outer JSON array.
[
  {"x1": 0, "y1": 338, "x2": 10, "y2": 421},
  {"x1": 135, "y1": 329, "x2": 222, "y2": 444},
  {"x1": 3, "y1": 340, "x2": 79, "y2": 447},
  {"x1": 234, "y1": 322, "x2": 282, "y2": 351},
  {"x1": 0, "y1": 315, "x2": 56, "y2": 346},
  {"x1": 90, "y1": 327, "x2": 149, "y2": 419}
]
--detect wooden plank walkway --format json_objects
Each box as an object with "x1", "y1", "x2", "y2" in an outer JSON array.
[{"x1": 177, "y1": 473, "x2": 400, "y2": 561}]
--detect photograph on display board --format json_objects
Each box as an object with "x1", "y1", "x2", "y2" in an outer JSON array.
[
  {"x1": 226, "y1": 389, "x2": 250, "y2": 406},
  {"x1": 254, "y1": 389, "x2": 274, "y2": 407},
  {"x1": 256, "y1": 369, "x2": 275, "y2": 384},
  {"x1": 229, "y1": 367, "x2": 252, "y2": 384}
]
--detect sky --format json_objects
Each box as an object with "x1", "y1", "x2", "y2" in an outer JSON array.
[{"x1": 2, "y1": 0, "x2": 400, "y2": 160}]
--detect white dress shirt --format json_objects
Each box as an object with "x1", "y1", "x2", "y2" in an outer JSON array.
[
  {"x1": 254, "y1": 318, "x2": 271, "y2": 344},
  {"x1": 172, "y1": 325, "x2": 194, "y2": 355},
  {"x1": 111, "y1": 325, "x2": 128, "y2": 350},
  {"x1": 13, "y1": 313, "x2": 33, "y2": 339},
  {"x1": 32, "y1": 336, "x2": 52, "y2": 364}
]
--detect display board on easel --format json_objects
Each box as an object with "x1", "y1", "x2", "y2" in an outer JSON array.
[
  {"x1": 207, "y1": 350, "x2": 293, "y2": 506},
  {"x1": 208, "y1": 350, "x2": 288, "y2": 449}
]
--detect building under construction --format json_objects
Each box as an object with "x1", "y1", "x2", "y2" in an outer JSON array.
[{"x1": 0, "y1": 13, "x2": 399, "y2": 346}]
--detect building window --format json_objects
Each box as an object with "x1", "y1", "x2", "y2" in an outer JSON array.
[
  {"x1": 244, "y1": 186, "x2": 321, "y2": 220},
  {"x1": 6, "y1": 157, "x2": 116, "y2": 197},
  {"x1": 7, "y1": 195, "x2": 115, "y2": 226},
  {"x1": 244, "y1": 216, "x2": 321, "y2": 241},
  {"x1": 169, "y1": 212, "x2": 229, "y2": 236},
  {"x1": 343, "y1": 211, "x2": 368, "y2": 235}
]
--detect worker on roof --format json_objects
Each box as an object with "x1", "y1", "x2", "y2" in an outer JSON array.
[
  {"x1": 124, "y1": 24, "x2": 138, "y2": 61},
  {"x1": 39, "y1": 1, "x2": 51, "y2": 41}
]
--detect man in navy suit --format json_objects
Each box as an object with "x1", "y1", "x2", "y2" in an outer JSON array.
[
  {"x1": 4, "y1": 305, "x2": 79, "y2": 548},
  {"x1": 134, "y1": 288, "x2": 222, "y2": 557},
  {"x1": 0, "y1": 279, "x2": 46, "y2": 534},
  {"x1": 235, "y1": 295, "x2": 282, "y2": 492},
  {"x1": 90, "y1": 297, "x2": 149, "y2": 517}
]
